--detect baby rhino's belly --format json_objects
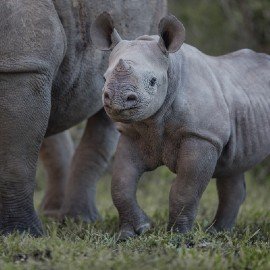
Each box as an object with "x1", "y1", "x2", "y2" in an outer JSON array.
[
  {"x1": 151, "y1": 120, "x2": 270, "y2": 177},
  {"x1": 161, "y1": 134, "x2": 270, "y2": 178},
  {"x1": 214, "y1": 134, "x2": 270, "y2": 178}
]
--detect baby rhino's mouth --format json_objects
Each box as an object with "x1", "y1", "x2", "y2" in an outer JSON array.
[{"x1": 104, "y1": 104, "x2": 140, "y2": 122}]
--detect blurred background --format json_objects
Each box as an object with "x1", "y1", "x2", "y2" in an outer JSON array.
[
  {"x1": 36, "y1": 0, "x2": 270, "y2": 227},
  {"x1": 169, "y1": 0, "x2": 270, "y2": 54}
]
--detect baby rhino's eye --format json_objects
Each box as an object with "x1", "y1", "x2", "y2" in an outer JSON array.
[{"x1": 149, "y1": 77, "x2": 157, "y2": 87}]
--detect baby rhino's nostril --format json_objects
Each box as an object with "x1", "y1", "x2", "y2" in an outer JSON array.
[
  {"x1": 103, "y1": 91, "x2": 111, "y2": 106},
  {"x1": 126, "y1": 93, "x2": 137, "y2": 102}
]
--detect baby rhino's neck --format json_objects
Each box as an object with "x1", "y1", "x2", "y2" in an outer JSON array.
[{"x1": 120, "y1": 115, "x2": 180, "y2": 173}]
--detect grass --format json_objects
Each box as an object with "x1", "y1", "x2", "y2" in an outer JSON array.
[{"x1": 0, "y1": 166, "x2": 270, "y2": 270}]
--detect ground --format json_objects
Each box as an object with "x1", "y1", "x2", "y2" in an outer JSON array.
[{"x1": 0, "y1": 166, "x2": 269, "y2": 270}]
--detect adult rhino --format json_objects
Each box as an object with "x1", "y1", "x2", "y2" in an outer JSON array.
[{"x1": 0, "y1": 0, "x2": 167, "y2": 236}]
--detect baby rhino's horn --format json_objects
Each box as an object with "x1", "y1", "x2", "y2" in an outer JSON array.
[{"x1": 115, "y1": 59, "x2": 131, "y2": 73}]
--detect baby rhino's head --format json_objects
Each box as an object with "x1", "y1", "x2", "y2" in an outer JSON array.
[{"x1": 91, "y1": 13, "x2": 185, "y2": 122}]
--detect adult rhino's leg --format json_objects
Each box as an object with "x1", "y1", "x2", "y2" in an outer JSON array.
[
  {"x1": 209, "y1": 174, "x2": 246, "y2": 232},
  {"x1": 39, "y1": 131, "x2": 74, "y2": 217},
  {"x1": 0, "y1": 73, "x2": 52, "y2": 236},
  {"x1": 60, "y1": 109, "x2": 119, "y2": 222},
  {"x1": 0, "y1": 0, "x2": 65, "y2": 235}
]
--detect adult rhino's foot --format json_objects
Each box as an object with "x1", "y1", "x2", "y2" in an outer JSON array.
[
  {"x1": 205, "y1": 226, "x2": 220, "y2": 234},
  {"x1": 117, "y1": 212, "x2": 151, "y2": 241},
  {"x1": 39, "y1": 208, "x2": 61, "y2": 220},
  {"x1": 59, "y1": 201, "x2": 102, "y2": 223},
  {"x1": 0, "y1": 211, "x2": 44, "y2": 237},
  {"x1": 39, "y1": 193, "x2": 64, "y2": 218},
  {"x1": 206, "y1": 221, "x2": 234, "y2": 234}
]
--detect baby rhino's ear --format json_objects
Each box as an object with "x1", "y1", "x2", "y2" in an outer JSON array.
[
  {"x1": 90, "y1": 12, "x2": 122, "y2": 51},
  {"x1": 158, "y1": 15, "x2": 185, "y2": 53}
]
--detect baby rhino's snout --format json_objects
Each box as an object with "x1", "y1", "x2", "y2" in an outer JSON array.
[
  {"x1": 103, "y1": 59, "x2": 139, "y2": 112},
  {"x1": 103, "y1": 88, "x2": 138, "y2": 110}
]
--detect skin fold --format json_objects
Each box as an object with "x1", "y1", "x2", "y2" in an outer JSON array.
[
  {"x1": 0, "y1": 0, "x2": 167, "y2": 235},
  {"x1": 92, "y1": 13, "x2": 270, "y2": 239}
]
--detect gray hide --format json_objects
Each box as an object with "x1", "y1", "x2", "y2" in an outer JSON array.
[
  {"x1": 0, "y1": 0, "x2": 167, "y2": 235},
  {"x1": 92, "y1": 13, "x2": 270, "y2": 239}
]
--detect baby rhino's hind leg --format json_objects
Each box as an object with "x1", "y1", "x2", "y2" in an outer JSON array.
[{"x1": 209, "y1": 173, "x2": 246, "y2": 232}]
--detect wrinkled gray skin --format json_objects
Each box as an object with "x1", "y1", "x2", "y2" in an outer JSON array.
[
  {"x1": 92, "y1": 13, "x2": 270, "y2": 239},
  {"x1": 0, "y1": 0, "x2": 166, "y2": 235}
]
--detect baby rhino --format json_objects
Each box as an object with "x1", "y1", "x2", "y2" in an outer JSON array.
[{"x1": 91, "y1": 13, "x2": 270, "y2": 239}]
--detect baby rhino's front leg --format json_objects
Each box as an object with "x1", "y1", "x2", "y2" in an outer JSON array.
[
  {"x1": 168, "y1": 138, "x2": 218, "y2": 232},
  {"x1": 112, "y1": 136, "x2": 151, "y2": 240}
]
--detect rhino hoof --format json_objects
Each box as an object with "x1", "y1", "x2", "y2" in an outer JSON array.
[
  {"x1": 117, "y1": 230, "x2": 136, "y2": 241},
  {"x1": 58, "y1": 209, "x2": 102, "y2": 223},
  {"x1": 135, "y1": 223, "x2": 151, "y2": 235},
  {"x1": 41, "y1": 209, "x2": 61, "y2": 219}
]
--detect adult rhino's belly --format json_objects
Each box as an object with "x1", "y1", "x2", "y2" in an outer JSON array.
[
  {"x1": 45, "y1": 78, "x2": 104, "y2": 136},
  {"x1": 46, "y1": 101, "x2": 102, "y2": 136}
]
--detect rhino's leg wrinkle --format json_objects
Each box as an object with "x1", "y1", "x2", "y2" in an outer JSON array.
[
  {"x1": 0, "y1": 73, "x2": 53, "y2": 236},
  {"x1": 60, "y1": 109, "x2": 119, "y2": 222},
  {"x1": 39, "y1": 131, "x2": 74, "y2": 217},
  {"x1": 168, "y1": 139, "x2": 218, "y2": 233},
  {"x1": 111, "y1": 136, "x2": 151, "y2": 241},
  {"x1": 209, "y1": 174, "x2": 246, "y2": 232}
]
